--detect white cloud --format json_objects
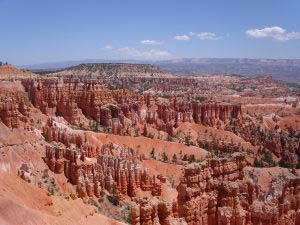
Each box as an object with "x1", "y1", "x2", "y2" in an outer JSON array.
[
  {"x1": 194, "y1": 32, "x2": 221, "y2": 40},
  {"x1": 175, "y1": 32, "x2": 221, "y2": 41},
  {"x1": 140, "y1": 40, "x2": 163, "y2": 45},
  {"x1": 103, "y1": 44, "x2": 113, "y2": 49},
  {"x1": 117, "y1": 47, "x2": 171, "y2": 59},
  {"x1": 174, "y1": 35, "x2": 190, "y2": 41},
  {"x1": 246, "y1": 26, "x2": 300, "y2": 41}
]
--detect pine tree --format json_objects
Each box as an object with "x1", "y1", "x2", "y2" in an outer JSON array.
[
  {"x1": 172, "y1": 154, "x2": 177, "y2": 163},
  {"x1": 188, "y1": 154, "x2": 196, "y2": 163},
  {"x1": 150, "y1": 148, "x2": 156, "y2": 159},
  {"x1": 185, "y1": 135, "x2": 191, "y2": 146},
  {"x1": 253, "y1": 158, "x2": 263, "y2": 167},
  {"x1": 95, "y1": 121, "x2": 99, "y2": 132},
  {"x1": 162, "y1": 152, "x2": 168, "y2": 162},
  {"x1": 107, "y1": 184, "x2": 120, "y2": 206},
  {"x1": 143, "y1": 124, "x2": 148, "y2": 136}
]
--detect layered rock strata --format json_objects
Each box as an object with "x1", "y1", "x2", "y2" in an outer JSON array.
[
  {"x1": 44, "y1": 143, "x2": 162, "y2": 199},
  {"x1": 176, "y1": 153, "x2": 300, "y2": 225}
]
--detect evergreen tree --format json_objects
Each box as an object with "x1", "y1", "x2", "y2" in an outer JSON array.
[
  {"x1": 143, "y1": 124, "x2": 147, "y2": 136},
  {"x1": 253, "y1": 158, "x2": 263, "y2": 167},
  {"x1": 162, "y1": 152, "x2": 168, "y2": 162},
  {"x1": 150, "y1": 148, "x2": 156, "y2": 159},
  {"x1": 172, "y1": 154, "x2": 178, "y2": 163},
  {"x1": 95, "y1": 121, "x2": 99, "y2": 132},
  {"x1": 188, "y1": 154, "x2": 196, "y2": 163},
  {"x1": 107, "y1": 184, "x2": 121, "y2": 206},
  {"x1": 185, "y1": 135, "x2": 191, "y2": 146}
]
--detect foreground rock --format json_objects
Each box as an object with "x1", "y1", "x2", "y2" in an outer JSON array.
[{"x1": 176, "y1": 153, "x2": 300, "y2": 225}]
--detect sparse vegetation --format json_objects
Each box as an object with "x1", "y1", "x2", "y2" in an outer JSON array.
[
  {"x1": 162, "y1": 152, "x2": 168, "y2": 162},
  {"x1": 172, "y1": 154, "x2": 178, "y2": 163},
  {"x1": 44, "y1": 136, "x2": 51, "y2": 143},
  {"x1": 150, "y1": 148, "x2": 156, "y2": 159},
  {"x1": 107, "y1": 184, "x2": 121, "y2": 206},
  {"x1": 188, "y1": 154, "x2": 196, "y2": 163}
]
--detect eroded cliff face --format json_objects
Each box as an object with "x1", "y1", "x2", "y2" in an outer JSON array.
[
  {"x1": 131, "y1": 197, "x2": 186, "y2": 225},
  {"x1": 175, "y1": 154, "x2": 300, "y2": 225},
  {"x1": 0, "y1": 90, "x2": 30, "y2": 128},
  {"x1": 22, "y1": 78, "x2": 242, "y2": 137},
  {"x1": 0, "y1": 71, "x2": 300, "y2": 225},
  {"x1": 227, "y1": 117, "x2": 300, "y2": 168},
  {"x1": 156, "y1": 99, "x2": 242, "y2": 133},
  {"x1": 0, "y1": 101, "x2": 19, "y2": 128},
  {"x1": 23, "y1": 78, "x2": 146, "y2": 132},
  {"x1": 44, "y1": 142, "x2": 162, "y2": 199},
  {"x1": 42, "y1": 118, "x2": 84, "y2": 147}
]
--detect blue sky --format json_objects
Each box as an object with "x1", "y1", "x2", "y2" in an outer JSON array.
[{"x1": 0, "y1": 0, "x2": 299, "y2": 65}]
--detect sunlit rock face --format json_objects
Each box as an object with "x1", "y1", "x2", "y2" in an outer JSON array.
[
  {"x1": 44, "y1": 143, "x2": 162, "y2": 199},
  {"x1": 176, "y1": 153, "x2": 300, "y2": 225},
  {"x1": 22, "y1": 78, "x2": 243, "y2": 137}
]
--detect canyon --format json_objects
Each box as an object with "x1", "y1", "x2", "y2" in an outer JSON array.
[{"x1": 0, "y1": 63, "x2": 299, "y2": 225}]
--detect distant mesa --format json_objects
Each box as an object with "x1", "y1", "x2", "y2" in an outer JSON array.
[{"x1": 21, "y1": 58, "x2": 300, "y2": 84}]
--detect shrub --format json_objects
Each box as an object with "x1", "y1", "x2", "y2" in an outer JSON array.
[
  {"x1": 172, "y1": 154, "x2": 178, "y2": 163},
  {"x1": 44, "y1": 136, "x2": 51, "y2": 143},
  {"x1": 188, "y1": 154, "x2": 196, "y2": 163},
  {"x1": 150, "y1": 148, "x2": 156, "y2": 159},
  {"x1": 125, "y1": 213, "x2": 132, "y2": 224},
  {"x1": 70, "y1": 193, "x2": 77, "y2": 200},
  {"x1": 100, "y1": 190, "x2": 105, "y2": 197},
  {"x1": 279, "y1": 159, "x2": 293, "y2": 169},
  {"x1": 148, "y1": 133, "x2": 155, "y2": 139},
  {"x1": 162, "y1": 152, "x2": 168, "y2": 162},
  {"x1": 167, "y1": 135, "x2": 172, "y2": 142},
  {"x1": 107, "y1": 184, "x2": 120, "y2": 206},
  {"x1": 253, "y1": 158, "x2": 263, "y2": 167},
  {"x1": 185, "y1": 135, "x2": 191, "y2": 146},
  {"x1": 262, "y1": 150, "x2": 275, "y2": 166}
]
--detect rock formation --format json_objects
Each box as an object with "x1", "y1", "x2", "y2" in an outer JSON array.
[
  {"x1": 156, "y1": 99, "x2": 242, "y2": 134},
  {"x1": 23, "y1": 78, "x2": 242, "y2": 136},
  {"x1": 0, "y1": 100, "x2": 19, "y2": 128},
  {"x1": 176, "y1": 153, "x2": 300, "y2": 225},
  {"x1": 131, "y1": 197, "x2": 187, "y2": 225},
  {"x1": 44, "y1": 143, "x2": 162, "y2": 199}
]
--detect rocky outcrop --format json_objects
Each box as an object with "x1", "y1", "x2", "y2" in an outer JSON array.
[
  {"x1": 229, "y1": 118, "x2": 300, "y2": 167},
  {"x1": 17, "y1": 162, "x2": 35, "y2": 183},
  {"x1": 0, "y1": 101, "x2": 19, "y2": 128},
  {"x1": 246, "y1": 176, "x2": 300, "y2": 225},
  {"x1": 177, "y1": 153, "x2": 251, "y2": 225},
  {"x1": 24, "y1": 78, "x2": 145, "y2": 132},
  {"x1": 156, "y1": 99, "x2": 242, "y2": 135},
  {"x1": 42, "y1": 118, "x2": 84, "y2": 147},
  {"x1": 44, "y1": 143, "x2": 162, "y2": 199},
  {"x1": 45, "y1": 145, "x2": 65, "y2": 174},
  {"x1": 176, "y1": 153, "x2": 300, "y2": 225},
  {"x1": 24, "y1": 79, "x2": 242, "y2": 136},
  {"x1": 131, "y1": 197, "x2": 187, "y2": 225},
  {"x1": 0, "y1": 65, "x2": 38, "y2": 79},
  {"x1": 0, "y1": 88, "x2": 31, "y2": 128}
]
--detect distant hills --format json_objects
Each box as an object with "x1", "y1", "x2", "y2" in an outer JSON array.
[
  {"x1": 156, "y1": 58, "x2": 300, "y2": 84},
  {"x1": 41, "y1": 63, "x2": 162, "y2": 77},
  {"x1": 19, "y1": 59, "x2": 147, "y2": 71},
  {"x1": 19, "y1": 58, "x2": 300, "y2": 84}
]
